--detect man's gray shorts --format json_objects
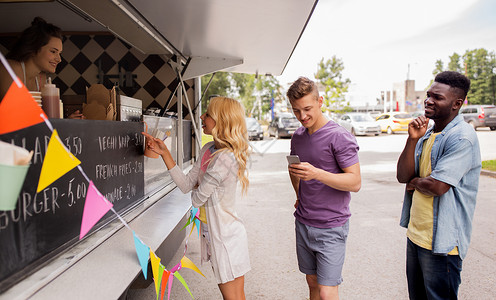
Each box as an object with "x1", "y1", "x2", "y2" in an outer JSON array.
[{"x1": 295, "y1": 219, "x2": 349, "y2": 286}]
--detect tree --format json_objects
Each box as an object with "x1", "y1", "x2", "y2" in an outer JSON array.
[
  {"x1": 433, "y1": 59, "x2": 444, "y2": 76},
  {"x1": 200, "y1": 72, "x2": 233, "y2": 113},
  {"x1": 433, "y1": 48, "x2": 496, "y2": 105},
  {"x1": 428, "y1": 60, "x2": 446, "y2": 89},
  {"x1": 314, "y1": 56, "x2": 351, "y2": 113},
  {"x1": 463, "y1": 48, "x2": 496, "y2": 105},
  {"x1": 231, "y1": 73, "x2": 284, "y2": 119},
  {"x1": 448, "y1": 53, "x2": 462, "y2": 73},
  {"x1": 200, "y1": 72, "x2": 283, "y2": 118}
]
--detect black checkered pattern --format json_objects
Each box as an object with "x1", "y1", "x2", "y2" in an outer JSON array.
[{"x1": 0, "y1": 34, "x2": 194, "y2": 109}]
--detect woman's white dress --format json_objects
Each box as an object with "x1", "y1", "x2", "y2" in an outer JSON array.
[{"x1": 168, "y1": 141, "x2": 251, "y2": 284}]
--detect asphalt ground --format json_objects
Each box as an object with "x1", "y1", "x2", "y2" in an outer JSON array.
[{"x1": 128, "y1": 133, "x2": 496, "y2": 299}]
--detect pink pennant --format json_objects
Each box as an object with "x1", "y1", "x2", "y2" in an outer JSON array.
[
  {"x1": 170, "y1": 262, "x2": 182, "y2": 273},
  {"x1": 79, "y1": 180, "x2": 113, "y2": 239},
  {"x1": 167, "y1": 272, "x2": 174, "y2": 300}
]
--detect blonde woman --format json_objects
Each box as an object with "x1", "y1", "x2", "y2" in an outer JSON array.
[{"x1": 142, "y1": 97, "x2": 251, "y2": 300}]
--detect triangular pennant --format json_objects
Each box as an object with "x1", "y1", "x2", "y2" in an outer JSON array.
[
  {"x1": 191, "y1": 207, "x2": 199, "y2": 220},
  {"x1": 79, "y1": 181, "x2": 113, "y2": 239},
  {"x1": 180, "y1": 256, "x2": 205, "y2": 277},
  {"x1": 194, "y1": 218, "x2": 200, "y2": 237},
  {"x1": 189, "y1": 221, "x2": 196, "y2": 237},
  {"x1": 167, "y1": 272, "x2": 174, "y2": 300},
  {"x1": 150, "y1": 251, "x2": 161, "y2": 298},
  {"x1": 180, "y1": 217, "x2": 192, "y2": 231},
  {"x1": 160, "y1": 269, "x2": 170, "y2": 300},
  {"x1": 0, "y1": 80, "x2": 46, "y2": 135},
  {"x1": 37, "y1": 129, "x2": 81, "y2": 193},
  {"x1": 157, "y1": 264, "x2": 165, "y2": 300},
  {"x1": 133, "y1": 232, "x2": 150, "y2": 280},
  {"x1": 174, "y1": 271, "x2": 194, "y2": 299}
]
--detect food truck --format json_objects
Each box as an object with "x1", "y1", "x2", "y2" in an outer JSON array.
[{"x1": 0, "y1": 0, "x2": 317, "y2": 298}]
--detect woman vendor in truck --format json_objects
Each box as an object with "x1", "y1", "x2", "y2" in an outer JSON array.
[{"x1": 0, "y1": 17, "x2": 84, "y2": 119}]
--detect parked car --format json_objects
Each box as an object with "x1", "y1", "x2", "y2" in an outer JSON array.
[
  {"x1": 338, "y1": 113, "x2": 381, "y2": 136},
  {"x1": 268, "y1": 113, "x2": 300, "y2": 138},
  {"x1": 367, "y1": 111, "x2": 382, "y2": 120},
  {"x1": 375, "y1": 112, "x2": 413, "y2": 134},
  {"x1": 245, "y1": 117, "x2": 264, "y2": 140},
  {"x1": 459, "y1": 105, "x2": 496, "y2": 130}
]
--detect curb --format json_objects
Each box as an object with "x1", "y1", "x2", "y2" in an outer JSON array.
[{"x1": 481, "y1": 169, "x2": 496, "y2": 178}]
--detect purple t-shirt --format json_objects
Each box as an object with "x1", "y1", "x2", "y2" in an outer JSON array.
[{"x1": 291, "y1": 121, "x2": 359, "y2": 228}]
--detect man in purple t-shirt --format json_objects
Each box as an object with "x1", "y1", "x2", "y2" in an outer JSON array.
[{"x1": 287, "y1": 77, "x2": 361, "y2": 300}]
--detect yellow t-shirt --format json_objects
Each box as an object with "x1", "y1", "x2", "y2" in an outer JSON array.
[{"x1": 407, "y1": 132, "x2": 458, "y2": 255}]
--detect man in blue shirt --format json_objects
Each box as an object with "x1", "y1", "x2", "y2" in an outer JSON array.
[{"x1": 397, "y1": 71, "x2": 481, "y2": 300}]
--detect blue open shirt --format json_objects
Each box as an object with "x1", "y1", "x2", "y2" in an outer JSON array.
[{"x1": 400, "y1": 115, "x2": 481, "y2": 260}]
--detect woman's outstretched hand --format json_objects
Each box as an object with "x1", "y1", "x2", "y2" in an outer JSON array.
[{"x1": 142, "y1": 132, "x2": 168, "y2": 155}]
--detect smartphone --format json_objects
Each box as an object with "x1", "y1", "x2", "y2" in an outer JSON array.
[{"x1": 286, "y1": 155, "x2": 301, "y2": 165}]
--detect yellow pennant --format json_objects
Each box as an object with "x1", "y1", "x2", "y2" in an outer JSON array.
[
  {"x1": 37, "y1": 130, "x2": 81, "y2": 193},
  {"x1": 150, "y1": 251, "x2": 161, "y2": 298},
  {"x1": 181, "y1": 256, "x2": 205, "y2": 277}
]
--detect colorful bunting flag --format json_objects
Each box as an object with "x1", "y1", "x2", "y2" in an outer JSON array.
[
  {"x1": 167, "y1": 272, "x2": 174, "y2": 300},
  {"x1": 157, "y1": 264, "x2": 165, "y2": 300},
  {"x1": 170, "y1": 262, "x2": 182, "y2": 273},
  {"x1": 181, "y1": 207, "x2": 201, "y2": 237},
  {"x1": 0, "y1": 80, "x2": 46, "y2": 135},
  {"x1": 150, "y1": 251, "x2": 162, "y2": 298},
  {"x1": 79, "y1": 180, "x2": 113, "y2": 239},
  {"x1": 0, "y1": 50, "x2": 205, "y2": 300},
  {"x1": 180, "y1": 216, "x2": 192, "y2": 231},
  {"x1": 194, "y1": 218, "x2": 200, "y2": 237},
  {"x1": 37, "y1": 129, "x2": 81, "y2": 193},
  {"x1": 181, "y1": 256, "x2": 205, "y2": 277},
  {"x1": 160, "y1": 269, "x2": 171, "y2": 300},
  {"x1": 133, "y1": 232, "x2": 150, "y2": 279},
  {"x1": 174, "y1": 271, "x2": 194, "y2": 299}
]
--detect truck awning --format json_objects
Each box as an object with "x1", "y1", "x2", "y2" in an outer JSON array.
[{"x1": 0, "y1": 0, "x2": 318, "y2": 78}]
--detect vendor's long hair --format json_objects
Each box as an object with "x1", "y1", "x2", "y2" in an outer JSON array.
[
  {"x1": 207, "y1": 97, "x2": 250, "y2": 194},
  {"x1": 6, "y1": 17, "x2": 62, "y2": 62}
]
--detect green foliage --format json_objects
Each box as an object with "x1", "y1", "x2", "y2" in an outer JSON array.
[
  {"x1": 200, "y1": 72, "x2": 283, "y2": 118},
  {"x1": 463, "y1": 49, "x2": 496, "y2": 105},
  {"x1": 314, "y1": 56, "x2": 351, "y2": 113},
  {"x1": 448, "y1": 53, "x2": 462, "y2": 73},
  {"x1": 428, "y1": 60, "x2": 446, "y2": 88},
  {"x1": 434, "y1": 48, "x2": 496, "y2": 105},
  {"x1": 433, "y1": 60, "x2": 444, "y2": 76},
  {"x1": 200, "y1": 72, "x2": 233, "y2": 113},
  {"x1": 482, "y1": 160, "x2": 496, "y2": 172}
]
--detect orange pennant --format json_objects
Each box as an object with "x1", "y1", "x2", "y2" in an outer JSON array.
[
  {"x1": 160, "y1": 270, "x2": 170, "y2": 300},
  {"x1": 0, "y1": 80, "x2": 46, "y2": 135}
]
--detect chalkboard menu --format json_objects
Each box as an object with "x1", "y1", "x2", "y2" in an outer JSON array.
[{"x1": 0, "y1": 119, "x2": 144, "y2": 292}]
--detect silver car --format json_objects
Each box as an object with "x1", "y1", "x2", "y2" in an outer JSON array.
[
  {"x1": 245, "y1": 117, "x2": 264, "y2": 140},
  {"x1": 338, "y1": 113, "x2": 381, "y2": 136},
  {"x1": 459, "y1": 105, "x2": 496, "y2": 130}
]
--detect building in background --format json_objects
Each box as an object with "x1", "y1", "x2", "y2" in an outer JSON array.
[{"x1": 380, "y1": 79, "x2": 426, "y2": 113}]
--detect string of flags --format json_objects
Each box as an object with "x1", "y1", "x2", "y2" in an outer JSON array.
[{"x1": 0, "y1": 52, "x2": 204, "y2": 299}]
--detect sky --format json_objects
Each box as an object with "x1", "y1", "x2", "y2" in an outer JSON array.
[{"x1": 276, "y1": 0, "x2": 496, "y2": 106}]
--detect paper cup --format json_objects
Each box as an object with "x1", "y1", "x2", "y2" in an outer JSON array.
[{"x1": 0, "y1": 163, "x2": 29, "y2": 210}]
